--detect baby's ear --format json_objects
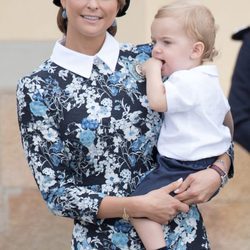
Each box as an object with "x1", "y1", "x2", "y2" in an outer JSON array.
[{"x1": 191, "y1": 42, "x2": 205, "y2": 60}]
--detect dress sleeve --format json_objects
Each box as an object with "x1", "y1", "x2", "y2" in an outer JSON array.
[{"x1": 16, "y1": 76, "x2": 105, "y2": 224}]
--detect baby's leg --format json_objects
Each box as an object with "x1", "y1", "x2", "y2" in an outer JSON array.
[{"x1": 131, "y1": 217, "x2": 166, "y2": 250}]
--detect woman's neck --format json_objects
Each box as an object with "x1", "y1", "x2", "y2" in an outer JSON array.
[{"x1": 65, "y1": 32, "x2": 106, "y2": 56}]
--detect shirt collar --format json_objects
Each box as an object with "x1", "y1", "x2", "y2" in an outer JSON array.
[
  {"x1": 50, "y1": 32, "x2": 120, "y2": 78},
  {"x1": 192, "y1": 65, "x2": 218, "y2": 77}
]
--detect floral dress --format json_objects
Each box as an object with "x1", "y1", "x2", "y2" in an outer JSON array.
[{"x1": 17, "y1": 42, "x2": 211, "y2": 249}]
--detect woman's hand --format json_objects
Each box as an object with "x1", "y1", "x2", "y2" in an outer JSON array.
[
  {"x1": 174, "y1": 168, "x2": 221, "y2": 205},
  {"x1": 142, "y1": 178, "x2": 189, "y2": 224},
  {"x1": 174, "y1": 152, "x2": 232, "y2": 205}
]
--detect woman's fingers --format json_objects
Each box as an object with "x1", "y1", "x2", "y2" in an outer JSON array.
[
  {"x1": 174, "y1": 176, "x2": 192, "y2": 194},
  {"x1": 143, "y1": 178, "x2": 192, "y2": 224},
  {"x1": 174, "y1": 169, "x2": 221, "y2": 204},
  {"x1": 161, "y1": 177, "x2": 183, "y2": 193},
  {"x1": 160, "y1": 178, "x2": 189, "y2": 213}
]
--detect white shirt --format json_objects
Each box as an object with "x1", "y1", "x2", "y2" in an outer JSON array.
[
  {"x1": 157, "y1": 65, "x2": 231, "y2": 161},
  {"x1": 50, "y1": 32, "x2": 120, "y2": 78}
]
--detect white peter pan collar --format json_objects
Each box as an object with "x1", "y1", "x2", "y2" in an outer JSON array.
[
  {"x1": 191, "y1": 65, "x2": 218, "y2": 77},
  {"x1": 50, "y1": 32, "x2": 120, "y2": 78}
]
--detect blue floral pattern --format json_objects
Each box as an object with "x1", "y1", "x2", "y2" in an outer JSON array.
[{"x1": 17, "y1": 43, "x2": 209, "y2": 249}]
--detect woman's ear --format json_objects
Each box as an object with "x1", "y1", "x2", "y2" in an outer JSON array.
[
  {"x1": 191, "y1": 42, "x2": 205, "y2": 60},
  {"x1": 60, "y1": 0, "x2": 66, "y2": 8}
]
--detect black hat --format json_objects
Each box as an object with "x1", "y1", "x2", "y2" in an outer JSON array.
[
  {"x1": 53, "y1": 0, "x2": 61, "y2": 7},
  {"x1": 53, "y1": 0, "x2": 130, "y2": 17}
]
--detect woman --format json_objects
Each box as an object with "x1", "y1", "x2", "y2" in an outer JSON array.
[{"x1": 16, "y1": 0, "x2": 233, "y2": 249}]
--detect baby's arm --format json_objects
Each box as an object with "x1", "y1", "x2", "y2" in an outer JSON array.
[{"x1": 142, "y1": 58, "x2": 167, "y2": 112}]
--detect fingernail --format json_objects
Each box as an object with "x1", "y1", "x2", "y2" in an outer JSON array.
[
  {"x1": 174, "y1": 188, "x2": 179, "y2": 193},
  {"x1": 177, "y1": 178, "x2": 183, "y2": 183}
]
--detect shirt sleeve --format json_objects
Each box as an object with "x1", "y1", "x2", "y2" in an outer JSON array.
[{"x1": 16, "y1": 76, "x2": 105, "y2": 224}]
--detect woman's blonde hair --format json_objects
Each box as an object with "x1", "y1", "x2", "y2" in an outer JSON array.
[
  {"x1": 155, "y1": 0, "x2": 218, "y2": 62},
  {"x1": 57, "y1": 0, "x2": 126, "y2": 36}
]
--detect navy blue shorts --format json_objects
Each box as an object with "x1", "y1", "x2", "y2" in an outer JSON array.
[{"x1": 132, "y1": 154, "x2": 217, "y2": 196}]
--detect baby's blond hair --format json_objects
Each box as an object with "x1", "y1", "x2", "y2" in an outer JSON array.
[{"x1": 155, "y1": 0, "x2": 218, "y2": 62}]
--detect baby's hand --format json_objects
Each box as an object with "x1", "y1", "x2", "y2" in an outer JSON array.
[{"x1": 142, "y1": 58, "x2": 163, "y2": 75}]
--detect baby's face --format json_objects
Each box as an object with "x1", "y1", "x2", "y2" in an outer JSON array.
[{"x1": 151, "y1": 16, "x2": 198, "y2": 76}]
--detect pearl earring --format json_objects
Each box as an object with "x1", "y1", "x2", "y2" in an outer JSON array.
[
  {"x1": 111, "y1": 19, "x2": 117, "y2": 27},
  {"x1": 62, "y1": 9, "x2": 67, "y2": 19}
]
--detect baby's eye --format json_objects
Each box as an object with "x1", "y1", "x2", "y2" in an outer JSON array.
[{"x1": 163, "y1": 40, "x2": 171, "y2": 45}]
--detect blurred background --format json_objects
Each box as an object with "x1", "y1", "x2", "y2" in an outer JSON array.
[{"x1": 0, "y1": 0, "x2": 249, "y2": 249}]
